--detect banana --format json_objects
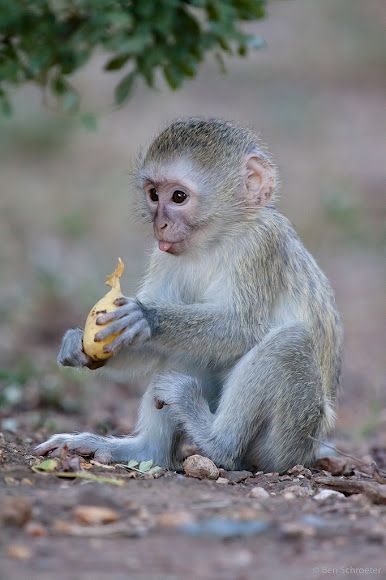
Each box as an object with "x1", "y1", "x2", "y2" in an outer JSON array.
[{"x1": 83, "y1": 258, "x2": 125, "y2": 361}]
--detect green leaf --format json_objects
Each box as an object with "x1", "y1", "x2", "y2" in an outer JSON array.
[
  {"x1": 246, "y1": 35, "x2": 266, "y2": 50},
  {"x1": 104, "y1": 54, "x2": 130, "y2": 71},
  {"x1": 32, "y1": 458, "x2": 58, "y2": 472},
  {"x1": 114, "y1": 71, "x2": 135, "y2": 105},
  {"x1": 138, "y1": 460, "x2": 153, "y2": 473},
  {"x1": 0, "y1": 94, "x2": 12, "y2": 117},
  {"x1": 54, "y1": 471, "x2": 124, "y2": 485},
  {"x1": 127, "y1": 459, "x2": 139, "y2": 468},
  {"x1": 62, "y1": 90, "x2": 79, "y2": 113},
  {"x1": 81, "y1": 112, "x2": 97, "y2": 131},
  {"x1": 163, "y1": 64, "x2": 183, "y2": 90}
]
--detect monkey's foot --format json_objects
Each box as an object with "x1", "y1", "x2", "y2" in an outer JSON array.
[{"x1": 33, "y1": 433, "x2": 152, "y2": 464}]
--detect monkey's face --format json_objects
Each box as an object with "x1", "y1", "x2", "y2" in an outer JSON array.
[{"x1": 142, "y1": 162, "x2": 201, "y2": 255}]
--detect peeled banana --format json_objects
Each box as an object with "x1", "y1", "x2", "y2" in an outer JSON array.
[{"x1": 83, "y1": 258, "x2": 124, "y2": 361}]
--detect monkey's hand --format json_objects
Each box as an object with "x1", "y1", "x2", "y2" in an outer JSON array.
[
  {"x1": 94, "y1": 297, "x2": 152, "y2": 355},
  {"x1": 58, "y1": 328, "x2": 104, "y2": 370}
]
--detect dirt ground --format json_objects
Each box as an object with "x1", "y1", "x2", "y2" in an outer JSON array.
[
  {"x1": 1, "y1": 1, "x2": 385, "y2": 578},
  {"x1": 1, "y1": 425, "x2": 386, "y2": 580}
]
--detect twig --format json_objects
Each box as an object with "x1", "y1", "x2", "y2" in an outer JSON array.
[
  {"x1": 308, "y1": 435, "x2": 386, "y2": 482},
  {"x1": 314, "y1": 476, "x2": 386, "y2": 505}
]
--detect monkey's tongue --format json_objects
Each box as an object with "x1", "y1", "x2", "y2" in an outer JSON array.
[{"x1": 159, "y1": 241, "x2": 173, "y2": 252}]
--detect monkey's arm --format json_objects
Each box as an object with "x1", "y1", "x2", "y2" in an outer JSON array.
[{"x1": 95, "y1": 297, "x2": 258, "y2": 364}]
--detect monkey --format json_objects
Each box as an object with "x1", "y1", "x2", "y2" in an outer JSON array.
[{"x1": 34, "y1": 117, "x2": 343, "y2": 473}]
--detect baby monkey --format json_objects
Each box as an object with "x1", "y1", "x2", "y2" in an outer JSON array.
[{"x1": 35, "y1": 118, "x2": 342, "y2": 472}]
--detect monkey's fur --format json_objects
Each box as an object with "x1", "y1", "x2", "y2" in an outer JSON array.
[{"x1": 35, "y1": 118, "x2": 342, "y2": 473}]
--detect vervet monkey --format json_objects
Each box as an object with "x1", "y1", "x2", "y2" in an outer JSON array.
[{"x1": 35, "y1": 118, "x2": 342, "y2": 472}]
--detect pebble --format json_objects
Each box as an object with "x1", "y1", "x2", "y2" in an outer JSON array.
[
  {"x1": 72, "y1": 505, "x2": 120, "y2": 525},
  {"x1": 25, "y1": 521, "x2": 48, "y2": 537},
  {"x1": 157, "y1": 511, "x2": 194, "y2": 528},
  {"x1": 220, "y1": 470, "x2": 253, "y2": 484},
  {"x1": 6, "y1": 544, "x2": 32, "y2": 560},
  {"x1": 0, "y1": 496, "x2": 32, "y2": 527},
  {"x1": 280, "y1": 521, "x2": 315, "y2": 539},
  {"x1": 183, "y1": 455, "x2": 219, "y2": 480},
  {"x1": 282, "y1": 485, "x2": 311, "y2": 499},
  {"x1": 248, "y1": 486, "x2": 270, "y2": 500},
  {"x1": 313, "y1": 489, "x2": 346, "y2": 501}
]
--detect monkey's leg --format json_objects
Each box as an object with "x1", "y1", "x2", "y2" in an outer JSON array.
[
  {"x1": 155, "y1": 324, "x2": 334, "y2": 472},
  {"x1": 34, "y1": 372, "x2": 183, "y2": 469}
]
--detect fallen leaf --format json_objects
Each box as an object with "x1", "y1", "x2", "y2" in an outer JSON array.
[
  {"x1": 55, "y1": 471, "x2": 124, "y2": 486},
  {"x1": 138, "y1": 460, "x2": 153, "y2": 473},
  {"x1": 32, "y1": 458, "x2": 59, "y2": 473}
]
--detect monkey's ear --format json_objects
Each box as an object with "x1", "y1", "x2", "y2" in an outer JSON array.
[{"x1": 244, "y1": 155, "x2": 276, "y2": 206}]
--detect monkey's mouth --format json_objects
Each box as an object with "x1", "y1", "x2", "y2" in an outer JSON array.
[{"x1": 158, "y1": 239, "x2": 186, "y2": 254}]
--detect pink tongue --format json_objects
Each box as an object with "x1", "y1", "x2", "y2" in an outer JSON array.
[{"x1": 159, "y1": 241, "x2": 172, "y2": 252}]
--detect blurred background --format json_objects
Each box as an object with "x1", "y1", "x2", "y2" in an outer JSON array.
[{"x1": 0, "y1": 0, "x2": 385, "y2": 448}]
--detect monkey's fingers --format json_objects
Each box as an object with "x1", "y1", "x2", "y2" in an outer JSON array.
[
  {"x1": 94, "y1": 311, "x2": 142, "y2": 342},
  {"x1": 33, "y1": 434, "x2": 75, "y2": 457},
  {"x1": 96, "y1": 301, "x2": 138, "y2": 325},
  {"x1": 103, "y1": 320, "x2": 150, "y2": 354}
]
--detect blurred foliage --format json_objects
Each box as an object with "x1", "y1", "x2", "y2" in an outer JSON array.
[
  {"x1": 324, "y1": 191, "x2": 384, "y2": 248},
  {"x1": 0, "y1": 0, "x2": 267, "y2": 118}
]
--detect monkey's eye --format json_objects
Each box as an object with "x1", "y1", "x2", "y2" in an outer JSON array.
[
  {"x1": 172, "y1": 190, "x2": 188, "y2": 204},
  {"x1": 148, "y1": 188, "x2": 158, "y2": 202}
]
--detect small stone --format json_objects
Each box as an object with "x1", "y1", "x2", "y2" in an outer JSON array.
[
  {"x1": 313, "y1": 489, "x2": 346, "y2": 502},
  {"x1": 72, "y1": 505, "x2": 120, "y2": 525},
  {"x1": 216, "y1": 477, "x2": 229, "y2": 485},
  {"x1": 6, "y1": 544, "x2": 32, "y2": 560},
  {"x1": 248, "y1": 486, "x2": 270, "y2": 500},
  {"x1": 221, "y1": 470, "x2": 253, "y2": 484},
  {"x1": 183, "y1": 455, "x2": 219, "y2": 480},
  {"x1": 287, "y1": 464, "x2": 312, "y2": 478},
  {"x1": 282, "y1": 492, "x2": 296, "y2": 501},
  {"x1": 157, "y1": 511, "x2": 194, "y2": 528},
  {"x1": 282, "y1": 485, "x2": 311, "y2": 498},
  {"x1": 280, "y1": 522, "x2": 316, "y2": 539},
  {"x1": 0, "y1": 497, "x2": 31, "y2": 527},
  {"x1": 25, "y1": 522, "x2": 47, "y2": 537}
]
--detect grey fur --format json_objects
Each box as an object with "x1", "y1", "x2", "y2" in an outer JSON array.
[{"x1": 35, "y1": 118, "x2": 342, "y2": 473}]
